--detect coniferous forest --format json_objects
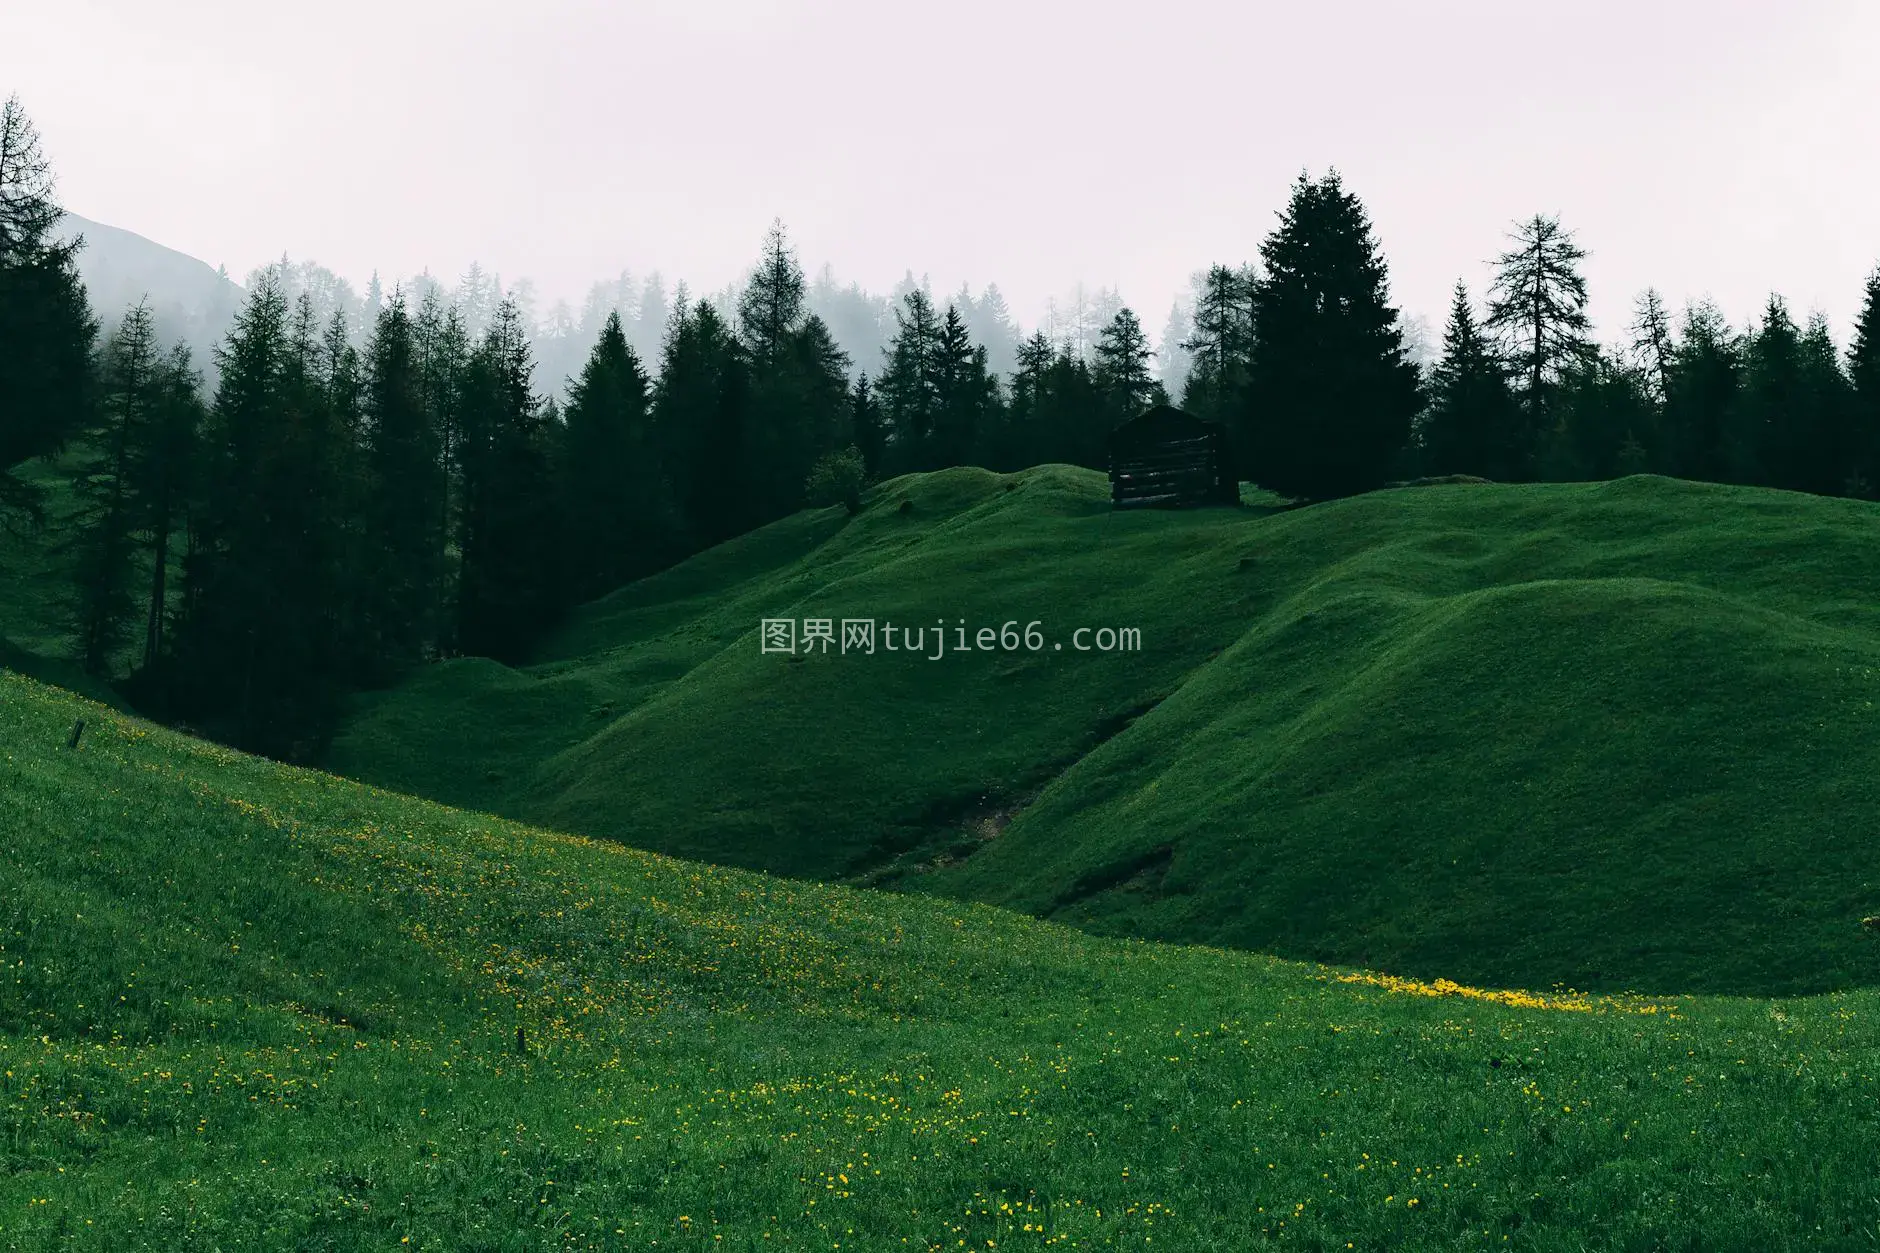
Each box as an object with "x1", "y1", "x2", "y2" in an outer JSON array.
[{"x1": 5, "y1": 92, "x2": 1880, "y2": 760}]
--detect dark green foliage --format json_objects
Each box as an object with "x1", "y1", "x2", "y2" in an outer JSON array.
[
  {"x1": 1242, "y1": 171, "x2": 1422, "y2": 500},
  {"x1": 1732, "y1": 295, "x2": 1806, "y2": 487},
  {"x1": 803, "y1": 445, "x2": 866, "y2": 514},
  {"x1": 170, "y1": 280, "x2": 355, "y2": 756},
  {"x1": 70, "y1": 305, "x2": 161, "y2": 673},
  {"x1": 1178, "y1": 263, "x2": 1254, "y2": 428},
  {"x1": 879, "y1": 288, "x2": 942, "y2": 466},
  {"x1": 655, "y1": 299, "x2": 750, "y2": 547},
  {"x1": 0, "y1": 95, "x2": 97, "y2": 523},
  {"x1": 455, "y1": 299, "x2": 559, "y2": 663},
  {"x1": 1662, "y1": 301, "x2": 1739, "y2": 482},
  {"x1": 1486, "y1": 214, "x2": 1593, "y2": 458},
  {"x1": 357, "y1": 293, "x2": 445, "y2": 675},
  {"x1": 1545, "y1": 349, "x2": 1657, "y2": 481},
  {"x1": 1850, "y1": 270, "x2": 1880, "y2": 495},
  {"x1": 849, "y1": 372, "x2": 886, "y2": 478},
  {"x1": 1092, "y1": 306, "x2": 1156, "y2": 421},
  {"x1": 929, "y1": 304, "x2": 998, "y2": 467},
  {"x1": 1419, "y1": 282, "x2": 1521, "y2": 479},
  {"x1": 556, "y1": 310, "x2": 663, "y2": 602}
]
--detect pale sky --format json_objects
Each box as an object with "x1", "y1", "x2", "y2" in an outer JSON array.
[{"x1": 7, "y1": 0, "x2": 1879, "y2": 346}]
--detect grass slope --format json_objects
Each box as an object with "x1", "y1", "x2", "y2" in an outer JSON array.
[
  {"x1": 332, "y1": 470, "x2": 1880, "y2": 998},
  {"x1": 6, "y1": 671, "x2": 1880, "y2": 1250}
]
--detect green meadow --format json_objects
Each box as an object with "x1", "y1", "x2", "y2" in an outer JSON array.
[
  {"x1": 333, "y1": 468, "x2": 1880, "y2": 998},
  {"x1": 5, "y1": 670, "x2": 1880, "y2": 1250}
]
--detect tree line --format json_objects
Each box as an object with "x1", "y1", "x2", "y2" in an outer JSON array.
[{"x1": 5, "y1": 92, "x2": 1880, "y2": 759}]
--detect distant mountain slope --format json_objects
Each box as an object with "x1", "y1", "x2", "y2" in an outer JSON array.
[
  {"x1": 328, "y1": 469, "x2": 1880, "y2": 998},
  {"x1": 56, "y1": 211, "x2": 243, "y2": 365}
]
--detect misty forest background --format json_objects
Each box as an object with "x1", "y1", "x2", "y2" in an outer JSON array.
[{"x1": 6, "y1": 93, "x2": 1880, "y2": 760}]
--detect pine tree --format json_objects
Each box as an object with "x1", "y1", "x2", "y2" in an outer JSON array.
[
  {"x1": 654, "y1": 300, "x2": 750, "y2": 546},
  {"x1": 0, "y1": 95, "x2": 97, "y2": 522},
  {"x1": 1093, "y1": 307, "x2": 1156, "y2": 421},
  {"x1": 1662, "y1": 301, "x2": 1739, "y2": 483},
  {"x1": 1001, "y1": 332, "x2": 1059, "y2": 469},
  {"x1": 879, "y1": 288, "x2": 942, "y2": 467},
  {"x1": 136, "y1": 343, "x2": 203, "y2": 671},
  {"x1": 1797, "y1": 311, "x2": 1854, "y2": 496},
  {"x1": 1630, "y1": 288, "x2": 1675, "y2": 405},
  {"x1": 1243, "y1": 171, "x2": 1421, "y2": 500},
  {"x1": 558, "y1": 310, "x2": 665, "y2": 601},
  {"x1": 931, "y1": 304, "x2": 997, "y2": 467},
  {"x1": 1421, "y1": 283, "x2": 1520, "y2": 479},
  {"x1": 1848, "y1": 270, "x2": 1880, "y2": 495},
  {"x1": 174, "y1": 279, "x2": 354, "y2": 755},
  {"x1": 1180, "y1": 264, "x2": 1255, "y2": 427},
  {"x1": 72, "y1": 304, "x2": 162, "y2": 674},
  {"x1": 1485, "y1": 214, "x2": 1593, "y2": 463},
  {"x1": 456, "y1": 299, "x2": 559, "y2": 661},
  {"x1": 850, "y1": 373, "x2": 886, "y2": 478},
  {"x1": 358, "y1": 293, "x2": 445, "y2": 673},
  {"x1": 1733, "y1": 295, "x2": 1804, "y2": 488}
]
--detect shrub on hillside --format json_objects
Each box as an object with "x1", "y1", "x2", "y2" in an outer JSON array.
[{"x1": 805, "y1": 446, "x2": 866, "y2": 515}]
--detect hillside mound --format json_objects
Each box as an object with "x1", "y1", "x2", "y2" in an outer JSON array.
[
  {"x1": 6, "y1": 670, "x2": 1880, "y2": 1248},
  {"x1": 329, "y1": 470, "x2": 1880, "y2": 995}
]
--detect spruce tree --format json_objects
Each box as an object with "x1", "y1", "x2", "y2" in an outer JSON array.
[
  {"x1": 932, "y1": 306, "x2": 1000, "y2": 467},
  {"x1": 1630, "y1": 288, "x2": 1675, "y2": 405},
  {"x1": 456, "y1": 299, "x2": 558, "y2": 661},
  {"x1": 879, "y1": 288, "x2": 942, "y2": 466},
  {"x1": 1797, "y1": 312, "x2": 1854, "y2": 496},
  {"x1": 1093, "y1": 307, "x2": 1156, "y2": 421},
  {"x1": 1180, "y1": 263, "x2": 1255, "y2": 426},
  {"x1": 72, "y1": 305, "x2": 161, "y2": 674},
  {"x1": 1485, "y1": 214, "x2": 1594, "y2": 468},
  {"x1": 358, "y1": 293, "x2": 445, "y2": 672},
  {"x1": 0, "y1": 95, "x2": 97, "y2": 522},
  {"x1": 1848, "y1": 270, "x2": 1880, "y2": 494},
  {"x1": 1421, "y1": 283, "x2": 1520, "y2": 479},
  {"x1": 558, "y1": 310, "x2": 663, "y2": 601},
  {"x1": 654, "y1": 300, "x2": 750, "y2": 546},
  {"x1": 1243, "y1": 171, "x2": 1421, "y2": 500},
  {"x1": 1734, "y1": 295, "x2": 1804, "y2": 488},
  {"x1": 1662, "y1": 302, "x2": 1739, "y2": 483},
  {"x1": 851, "y1": 373, "x2": 886, "y2": 478},
  {"x1": 136, "y1": 343, "x2": 203, "y2": 671}
]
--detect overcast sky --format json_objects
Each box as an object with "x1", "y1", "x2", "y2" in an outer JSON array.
[{"x1": 7, "y1": 0, "x2": 1879, "y2": 346}]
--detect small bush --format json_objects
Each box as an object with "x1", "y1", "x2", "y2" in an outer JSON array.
[{"x1": 805, "y1": 446, "x2": 867, "y2": 515}]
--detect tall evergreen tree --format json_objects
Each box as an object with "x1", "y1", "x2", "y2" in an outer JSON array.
[
  {"x1": 1848, "y1": 269, "x2": 1880, "y2": 494},
  {"x1": 358, "y1": 293, "x2": 446, "y2": 673},
  {"x1": 0, "y1": 95, "x2": 97, "y2": 522},
  {"x1": 1797, "y1": 311, "x2": 1854, "y2": 496},
  {"x1": 879, "y1": 288, "x2": 943, "y2": 467},
  {"x1": 930, "y1": 304, "x2": 998, "y2": 467},
  {"x1": 1420, "y1": 283, "x2": 1520, "y2": 479},
  {"x1": 1179, "y1": 263, "x2": 1255, "y2": 426},
  {"x1": 1630, "y1": 288, "x2": 1675, "y2": 405},
  {"x1": 1662, "y1": 301, "x2": 1739, "y2": 483},
  {"x1": 1243, "y1": 171, "x2": 1421, "y2": 500},
  {"x1": 456, "y1": 299, "x2": 559, "y2": 661},
  {"x1": 71, "y1": 304, "x2": 161, "y2": 674},
  {"x1": 1093, "y1": 307, "x2": 1156, "y2": 421},
  {"x1": 558, "y1": 310, "x2": 667, "y2": 601},
  {"x1": 1486, "y1": 214, "x2": 1594, "y2": 467},
  {"x1": 654, "y1": 300, "x2": 750, "y2": 546},
  {"x1": 1733, "y1": 295, "x2": 1804, "y2": 488},
  {"x1": 136, "y1": 343, "x2": 203, "y2": 671},
  {"x1": 850, "y1": 372, "x2": 886, "y2": 479},
  {"x1": 1157, "y1": 300, "x2": 1193, "y2": 402}
]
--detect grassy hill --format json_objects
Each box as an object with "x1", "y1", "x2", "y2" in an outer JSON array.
[
  {"x1": 6, "y1": 670, "x2": 1880, "y2": 1249},
  {"x1": 330, "y1": 468, "x2": 1880, "y2": 998}
]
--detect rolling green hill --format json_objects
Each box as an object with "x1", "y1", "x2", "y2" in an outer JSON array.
[
  {"x1": 330, "y1": 468, "x2": 1880, "y2": 998},
  {"x1": 6, "y1": 670, "x2": 1880, "y2": 1250}
]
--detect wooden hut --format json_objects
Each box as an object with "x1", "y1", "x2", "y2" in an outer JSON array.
[{"x1": 1107, "y1": 405, "x2": 1237, "y2": 509}]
